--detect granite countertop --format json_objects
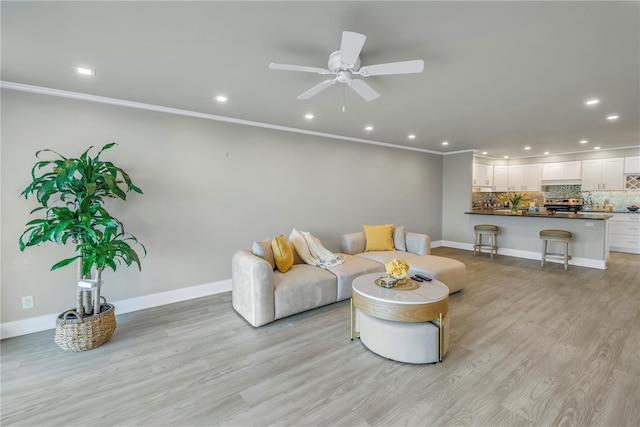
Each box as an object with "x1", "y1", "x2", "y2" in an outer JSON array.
[{"x1": 466, "y1": 210, "x2": 613, "y2": 220}]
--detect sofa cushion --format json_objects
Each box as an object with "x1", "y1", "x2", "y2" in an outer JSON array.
[
  {"x1": 341, "y1": 232, "x2": 366, "y2": 255},
  {"x1": 271, "y1": 235, "x2": 294, "y2": 273},
  {"x1": 394, "y1": 225, "x2": 406, "y2": 251},
  {"x1": 356, "y1": 250, "x2": 419, "y2": 265},
  {"x1": 252, "y1": 240, "x2": 275, "y2": 269},
  {"x1": 273, "y1": 265, "x2": 337, "y2": 319},
  {"x1": 326, "y1": 254, "x2": 385, "y2": 301},
  {"x1": 363, "y1": 224, "x2": 395, "y2": 251},
  {"x1": 408, "y1": 255, "x2": 466, "y2": 294}
]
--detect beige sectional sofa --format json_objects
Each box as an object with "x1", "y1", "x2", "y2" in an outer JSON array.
[{"x1": 232, "y1": 228, "x2": 466, "y2": 327}]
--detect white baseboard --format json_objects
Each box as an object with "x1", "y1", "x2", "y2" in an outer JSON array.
[
  {"x1": 0, "y1": 279, "x2": 232, "y2": 339},
  {"x1": 439, "y1": 241, "x2": 607, "y2": 270}
]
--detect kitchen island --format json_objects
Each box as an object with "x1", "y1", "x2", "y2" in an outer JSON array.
[{"x1": 464, "y1": 210, "x2": 612, "y2": 269}]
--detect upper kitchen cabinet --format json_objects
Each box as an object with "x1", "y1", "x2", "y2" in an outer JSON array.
[
  {"x1": 581, "y1": 158, "x2": 624, "y2": 191},
  {"x1": 624, "y1": 156, "x2": 640, "y2": 174},
  {"x1": 493, "y1": 165, "x2": 509, "y2": 191},
  {"x1": 541, "y1": 161, "x2": 582, "y2": 182},
  {"x1": 472, "y1": 163, "x2": 493, "y2": 187},
  {"x1": 508, "y1": 164, "x2": 542, "y2": 191}
]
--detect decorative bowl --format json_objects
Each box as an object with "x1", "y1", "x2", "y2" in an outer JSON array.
[
  {"x1": 377, "y1": 276, "x2": 399, "y2": 288},
  {"x1": 628, "y1": 206, "x2": 639, "y2": 212}
]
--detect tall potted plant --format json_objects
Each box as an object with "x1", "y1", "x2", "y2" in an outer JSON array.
[{"x1": 19, "y1": 143, "x2": 145, "y2": 351}]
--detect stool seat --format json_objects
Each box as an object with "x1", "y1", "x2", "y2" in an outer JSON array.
[
  {"x1": 540, "y1": 229, "x2": 572, "y2": 240},
  {"x1": 475, "y1": 224, "x2": 499, "y2": 233},
  {"x1": 540, "y1": 229, "x2": 573, "y2": 270},
  {"x1": 473, "y1": 224, "x2": 499, "y2": 258}
]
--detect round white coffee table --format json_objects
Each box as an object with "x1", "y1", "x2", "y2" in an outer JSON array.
[{"x1": 351, "y1": 272, "x2": 450, "y2": 363}]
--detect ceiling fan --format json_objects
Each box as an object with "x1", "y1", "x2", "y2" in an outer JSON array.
[{"x1": 269, "y1": 31, "x2": 424, "y2": 102}]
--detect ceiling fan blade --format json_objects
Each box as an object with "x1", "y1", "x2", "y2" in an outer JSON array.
[
  {"x1": 348, "y1": 79, "x2": 380, "y2": 102},
  {"x1": 340, "y1": 31, "x2": 367, "y2": 66},
  {"x1": 298, "y1": 79, "x2": 337, "y2": 100},
  {"x1": 269, "y1": 63, "x2": 330, "y2": 74},
  {"x1": 359, "y1": 59, "x2": 425, "y2": 76}
]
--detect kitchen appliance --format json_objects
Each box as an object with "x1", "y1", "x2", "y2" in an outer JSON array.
[{"x1": 543, "y1": 198, "x2": 583, "y2": 213}]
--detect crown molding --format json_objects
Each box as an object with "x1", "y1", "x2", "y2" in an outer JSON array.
[{"x1": 1, "y1": 81, "x2": 444, "y2": 155}]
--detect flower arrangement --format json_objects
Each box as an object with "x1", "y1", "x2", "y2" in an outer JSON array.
[
  {"x1": 385, "y1": 258, "x2": 409, "y2": 279},
  {"x1": 499, "y1": 192, "x2": 528, "y2": 211}
]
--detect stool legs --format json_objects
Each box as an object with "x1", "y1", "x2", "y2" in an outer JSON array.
[
  {"x1": 474, "y1": 232, "x2": 498, "y2": 257},
  {"x1": 540, "y1": 238, "x2": 570, "y2": 270},
  {"x1": 491, "y1": 234, "x2": 496, "y2": 258}
]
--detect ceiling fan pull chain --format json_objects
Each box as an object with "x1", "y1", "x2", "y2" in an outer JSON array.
[{"x1": 342, "y1": 84, "x2": 346, "y2": 112}]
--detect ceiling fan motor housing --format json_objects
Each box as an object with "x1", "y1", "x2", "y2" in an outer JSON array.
[{"x1": 328, "y1": 50, "x2": 360, "y2": 73}]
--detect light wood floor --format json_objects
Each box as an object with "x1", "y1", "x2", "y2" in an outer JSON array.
[{"x1": 2, "y1": 248, "x2": 639, "y2": 427}]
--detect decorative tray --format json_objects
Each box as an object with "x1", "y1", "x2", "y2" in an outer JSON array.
[{"x1": 374, "y1": 277, "x2": 420, "y2": 291}]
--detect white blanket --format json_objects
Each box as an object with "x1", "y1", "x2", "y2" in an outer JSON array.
[{"x1": 289, "y1": 228, "x2": 345, "y2": 269}]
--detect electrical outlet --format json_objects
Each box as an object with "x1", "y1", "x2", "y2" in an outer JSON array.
[{"x1": 21, "y1": 295, "x2": 34, "y2": 309}]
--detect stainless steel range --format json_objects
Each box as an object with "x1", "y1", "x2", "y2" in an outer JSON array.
[{"x1": 543, "y1": 198, "x2": 583, "y2": 212}]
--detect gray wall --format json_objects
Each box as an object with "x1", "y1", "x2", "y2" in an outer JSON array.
[
  {"x1": 441, "y1": 151, "x2": 474, "y2": 243},
  {"x1": 1, "y1": 89, "x2": 443, "y2": 323}
]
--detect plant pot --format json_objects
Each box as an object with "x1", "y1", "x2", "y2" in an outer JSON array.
[{"x1": 54, "y1": 299, "x2": 116, "y2": 352}]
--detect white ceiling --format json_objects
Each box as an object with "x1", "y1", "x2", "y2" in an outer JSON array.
[{"x1": 2, "y1": 1, "x2": 639, "y2": 158}]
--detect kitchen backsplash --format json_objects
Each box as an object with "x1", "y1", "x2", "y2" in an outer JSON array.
[
  {"x1": 472, "y1": 191, "x2": 544, "y2": 208},
  {"x1": 544, "y1": 184, "x2": 640, "y2": 210},
  {"x1": 580, "y1": 190, "x2": 640, "y2": 211},
  {"x1": 472, "y1": 185, "x2": 640, "y2": 211}
]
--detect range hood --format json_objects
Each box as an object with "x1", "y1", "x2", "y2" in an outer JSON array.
[{"x1": 540, "y1": 178, "x2": 581, "y2": 185}]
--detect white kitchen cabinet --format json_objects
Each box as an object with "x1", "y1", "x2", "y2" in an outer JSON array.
[
  {"x1": 581, "y1": 158, "x2": 624, "y2": 191},
  {"x1": 508, "y1": 165, "x2": 525, "y2": 191},
  {"x1": 472, "y1": 163, "x2": 493, "y2": 187},
  {"x1": 541, "y1": 161, "x2": 581, "y2": 181},
  {"x1": 524, "y1": 164, "x2": 543, "y2": 191},
  {"x1": 508, "y1": 164, "x2": 542, "y2": 191},
  {"x1": 624, "y1": 156, "x2": 640, "y2": 174},
  {"x1": 609, "y1": 214, "x2": 640, "y2": 254},
  {"x1": 493, "y1": 165, "x2": 509, "y2": 191}
]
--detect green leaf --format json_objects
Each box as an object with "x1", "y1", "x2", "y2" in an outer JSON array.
[
  {"x1": 86, "y1": 182, "x2": 97, "y2": 196},
  {"x1": 51, "y1": 256, "x2": 80, "y2": 271}
]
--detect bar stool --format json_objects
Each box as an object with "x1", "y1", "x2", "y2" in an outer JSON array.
[
  {"x1": 540, "y1": 229, "x2": 572, "y2": 271},
  {"x1": 473, "y1": 224, "x2": 499, "y2": 258}
]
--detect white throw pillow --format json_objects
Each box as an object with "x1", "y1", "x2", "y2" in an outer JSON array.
[
  {"x1": 252, "y1": 239, "x2": 275, "y2": 269},
  {"x1": 394, "y1": 225, "x2": 406, "y2": 251}
]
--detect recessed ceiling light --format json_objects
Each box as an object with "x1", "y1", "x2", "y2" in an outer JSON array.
[
  {"x1": 606, "y1": 114, "x2": 619, "y2": 121},
  {"x1": 304, "y1": 113, "x2": 314, "y2": 119},
  {"x1": 580, "y1": 140, "x2": 588, "y2": 144},
  {"x1": 408, "y1": 134, "x2": 416, "y2": 139},
  {"x1": 524, "y1": 146, "x2": 531, "y2": 150},
  {"x1": 594, "y1": 146, "x2": 601, "y2": 150},
  {"x1": 481, "y1": 151, "x2": 488, "y2": 155},
  {"x1": 544, "y1": 151, "x2": 550, "y2": 155},
  {"x1": 504, "y1": 156, "x2": 509, "y2": 159},
  {"x1": 585, "y1": 98, "x2": 600, "y2": 106},
  {"x1": 215, "y1": 95, "x2": 228, "y2": 103},
  {"x1": 74, "y1": 66, "x2": 95, "y2": 76},
  {"x1": 441, "y1": 141, "x2": 449, "y2": 146},
  {"x1": 364, "y1": 126, "x2": 373, "y2": 131}
]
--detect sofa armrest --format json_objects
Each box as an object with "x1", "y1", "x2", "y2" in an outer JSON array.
[
  {"x1": 231, "y1": 249, "x2": 276, "y2": 327},
  {"x1": 405, "y1": 232, "x2": 431, "y2": 255}
]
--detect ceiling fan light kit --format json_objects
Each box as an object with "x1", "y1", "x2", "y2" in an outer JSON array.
[{"x1": 269, "y1": 31, "x2": 424, "y2": 102}]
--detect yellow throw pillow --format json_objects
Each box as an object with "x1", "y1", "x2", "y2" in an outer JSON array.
[
  {"x1": 271, "y1": 234, "x2": 294, "y2": 273},
  {"x1": 363, "y1": 224, "x2": 395, "y2": 251}
]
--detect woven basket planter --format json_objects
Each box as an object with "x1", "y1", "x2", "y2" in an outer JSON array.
[{"x1": 54, "y1": 299, "x2": 116, "y2": 352}]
